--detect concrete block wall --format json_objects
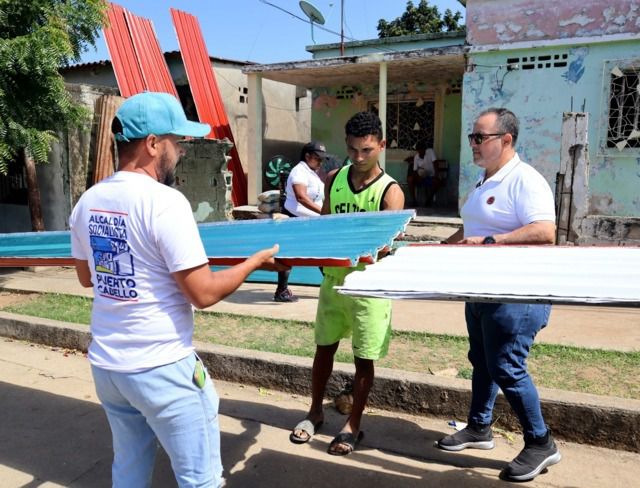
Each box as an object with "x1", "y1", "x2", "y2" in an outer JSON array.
[
  {"x1": 175, "y1": 138, "x2": 235, "y2": 223},
  {"x1": 578, "y1": 216, "x2": 640, "y2": 245}
]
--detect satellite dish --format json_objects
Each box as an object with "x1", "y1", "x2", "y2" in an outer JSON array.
[
  {"x1": 299, "y1": 1, "x2": 325, "y2": 25},
  {"x1": 299, "y1": 1, "x2": 325, "y2": 43}
]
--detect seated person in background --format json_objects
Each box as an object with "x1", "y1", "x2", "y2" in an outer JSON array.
[
  {"x1": 274, "y1": 141, "x2": 326, "y2": 302},
  {"x1": 405, "y1": 139, "x2": 437, "y2": 207}
]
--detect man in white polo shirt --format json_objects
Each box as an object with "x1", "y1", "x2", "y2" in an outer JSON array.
[{"x1": 438, "y1": 108, "x2": 561, "y2": 482}]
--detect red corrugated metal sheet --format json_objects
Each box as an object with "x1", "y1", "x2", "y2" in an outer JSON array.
[
  {"x1": 104, "y1": 3, "x2": 177, "y2": 97},
  {"x1": 170, "y1": 8, "x2": 248, "y2": 206},
  {"x1": 125, "y1": 9, "x2": 178, "y2": 97},
  {"x1": 104, "y1": 3, "x2": 145, "y2": 97}
]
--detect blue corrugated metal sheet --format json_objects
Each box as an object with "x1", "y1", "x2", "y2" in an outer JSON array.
[{"x1": 0, "y1": 211, "x2": 415, "y2": 268}]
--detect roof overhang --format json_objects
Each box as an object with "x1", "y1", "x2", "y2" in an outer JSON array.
[{"x1": 243, "y1": 45, "x2": 466, "y2": 88}]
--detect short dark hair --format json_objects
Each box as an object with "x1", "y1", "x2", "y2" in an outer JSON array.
[
  {"x1": 345, "y1": 111, "x2": 383, "y2": 140},
  {"x1": 479, "y1": 107, "x2": 519, "y2": 146}
]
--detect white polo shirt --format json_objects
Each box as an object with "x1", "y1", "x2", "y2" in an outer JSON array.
[
  {"x1": 283, "y1": 160, "x2": 324, "y2": 217},
  {"x1": 461, "y1": 153, "x2": 555, "y2": 238}
]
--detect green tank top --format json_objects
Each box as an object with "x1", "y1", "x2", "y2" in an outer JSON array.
[
  {"x1": 329, "y1": 164, "x2": 396, "y2": 214},
  {"x1": 324, "y1": 164, "x2": 398, "y2": 279}
]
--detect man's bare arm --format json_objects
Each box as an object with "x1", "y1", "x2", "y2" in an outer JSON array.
[
  {"x1": 320, "y1": 169, "x2": 339, "y2": 215},
  {"x1": 381, "y1": 183, "x2": 405, "y2": 211},
  {"x1": 173, "y1": 245, "x2": 288, "y2": 309},
  {"x1": 461, "y1": 221, "x2": 556, "y2": 245},
  {"x1": 74, "y1": 259, "x2": 93, "y2": 288}
]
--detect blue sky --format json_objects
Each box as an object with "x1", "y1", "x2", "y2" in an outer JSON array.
[{"x1": 80, "y1": 0, "x2": 466, "y2": 64}]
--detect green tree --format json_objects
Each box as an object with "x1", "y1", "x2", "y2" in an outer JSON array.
[
  {"x1": 377, "y1": 0, "x2": 463, "y2": 38},
  {"x1": 0, "y1": 0, "x2": 107, "y2": 230}
]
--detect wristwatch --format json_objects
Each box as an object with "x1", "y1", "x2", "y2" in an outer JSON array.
[{"x1": 482, "y1": 236, "x2": 497, "y2": 245}]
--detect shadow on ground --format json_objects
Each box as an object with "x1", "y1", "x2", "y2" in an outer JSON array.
[{"x1": 0, "y1": 380, "x2": 514, "y2": 488}]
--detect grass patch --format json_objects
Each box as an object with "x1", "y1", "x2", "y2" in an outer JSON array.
[
  {"x1": 4, "y1": 293, "x2": 93, "y2": 325},
  {"x1": 3, "y1": 292, "x2": 640, "y2": 400}
]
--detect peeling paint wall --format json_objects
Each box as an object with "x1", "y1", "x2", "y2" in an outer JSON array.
[
  {"x1": 467, "y1": 0, "x2": 640, "y2": 45},
  {"x1": 460, "y1": 39, "x2": 640, "y2": 218}
]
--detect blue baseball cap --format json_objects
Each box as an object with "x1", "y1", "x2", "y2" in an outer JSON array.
[{"x1": 113, "y1": 92, "x2": 211, "y2": 141}]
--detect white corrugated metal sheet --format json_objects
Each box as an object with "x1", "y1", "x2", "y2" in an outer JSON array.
[{"x1": 337, "y1": 245, "x2": 640, "y2": 306}]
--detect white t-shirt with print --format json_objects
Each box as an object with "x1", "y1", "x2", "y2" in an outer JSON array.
[
  {"x1": 283, "y1": 160, "x2": 325, "y2": 217},
  {"x1": 461, "y1": 153, "x2": 555, "y2": 238},
  {"x1": 69, "y1": 171, "x2": 208, "y2": 373}
]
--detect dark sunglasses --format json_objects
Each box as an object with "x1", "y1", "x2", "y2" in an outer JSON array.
[{"x1": 468, "y1": 133, "x2": 506, "y2": 145}]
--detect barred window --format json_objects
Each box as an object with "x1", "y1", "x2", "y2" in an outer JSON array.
[
  {"x1": 607, "y1": 66, "x2": 640, "y2": 150},
  {"x1": 369, "y1": 99, "x2": 435, "y2": 150},
  {"x1": 0, "y1": 159, "x2": 28, "y2": 204}
]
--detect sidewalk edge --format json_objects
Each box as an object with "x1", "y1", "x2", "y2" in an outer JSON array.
[{"x1": 1, "y1": 311, "x2": 638, "y2": 453}]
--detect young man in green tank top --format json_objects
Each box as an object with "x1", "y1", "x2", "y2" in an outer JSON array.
[{"x1": 290, "y1": 111, "x2": 405, "y2": 455}]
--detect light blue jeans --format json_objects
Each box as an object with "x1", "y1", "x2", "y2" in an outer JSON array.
[
  {"x1": 92, "y1": 353, "x2": 223, "y2": 488},
  {"x1": 465, "y1": 302, "x2": 551, "y2": 440}
]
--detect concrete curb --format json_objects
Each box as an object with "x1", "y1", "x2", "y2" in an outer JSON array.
[{"x1": 1, "y1": 311, "x2": 638, "y2": 453}]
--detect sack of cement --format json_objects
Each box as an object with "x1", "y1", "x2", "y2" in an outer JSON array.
[{"x1": 257, "y1": 190, "x2": 280, "y2": 204}]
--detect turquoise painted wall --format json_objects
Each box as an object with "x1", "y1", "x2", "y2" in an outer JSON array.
[
  {"x1": 311, "y1": 91, "x2": 367, "y2": 163},
  {"x1": 460, "y1": 39, "x2": 640, "y2": 217},
  {"x1": 307, "y1": 34, "x2": 465, "y2": 59},
  {"x1": 311, "y1": 83, "x2": 462, "y2": 205},
  {"x1": 442, "y1": 92, "x2": 462, "y2": 208},
  {"x1": 310, "y1": 93, "x2": 408, "y2": 183},
  {"x1": 310, "y1": 34, "x2": 465, "y2": 59}
]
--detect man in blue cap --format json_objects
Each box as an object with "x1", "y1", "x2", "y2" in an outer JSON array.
[{"x1": 69, "y1": 92, "x2": 285, "y2": 488}]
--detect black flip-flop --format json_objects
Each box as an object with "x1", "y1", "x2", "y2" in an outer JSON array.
[
  {"x1": 290, "y1": 419, "x2": 323, "y2": 444},
  {"x1": 327, "y1": 431, "x2": 364, "y2": 456}
]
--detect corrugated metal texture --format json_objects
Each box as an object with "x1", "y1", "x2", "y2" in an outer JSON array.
[
  {"x1": 170, "y1": 8, "x2": 248, "y2": 206},
  {"x1": 0, "y1": 211, "x2": 415, "y2": 268},
  {"x1": 104, "y1": 3, "x2": 177, "y2": 97},
  {"x1": 92, "y1": 95, "x2": 124, "y2": 184},
  {"x1": 104, "y1": 3, "x2": 144, "y2": 97},
  {"x1": 338, "y1": 245, "x2": 640, "y2": 306},
  {"x1": 125, "y1": 8, "x2": 177, "y2": 96}
]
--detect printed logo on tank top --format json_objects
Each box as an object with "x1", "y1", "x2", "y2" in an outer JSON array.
[
  {"x1": 334, "y1": 202, "x2": 367, "y2": 213},
  {"x1": 88, "y1": 209, "x2": 138, "y2": 302}
]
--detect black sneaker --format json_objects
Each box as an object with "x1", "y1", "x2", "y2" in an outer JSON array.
[
  {"x1": 274, "y1": 288, "x2": 298, "y2": 303},
  {"x1": 501, "y1": 432, "x2": 562, "y2": 482},
  {"x1": 437, "y1": 424, "x2": 495, "y2": 452}
]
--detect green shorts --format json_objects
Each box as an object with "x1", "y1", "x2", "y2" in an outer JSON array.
[{"x1": 315, "y1": 272, "x2": 392, "y2": 360}]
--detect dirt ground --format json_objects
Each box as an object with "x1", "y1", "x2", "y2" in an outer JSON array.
[{"x1": 0, "y1": 291, "x2": 38, "y2": 308}]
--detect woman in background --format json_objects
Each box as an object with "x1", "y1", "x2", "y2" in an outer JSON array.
[{"x1": 275, "y1": 141, "x2": 326, "y2": 302}]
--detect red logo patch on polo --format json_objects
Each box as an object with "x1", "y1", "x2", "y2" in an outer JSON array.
[{"x1": 486, "y1": 196, "x2": 495, "y2": 205}]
